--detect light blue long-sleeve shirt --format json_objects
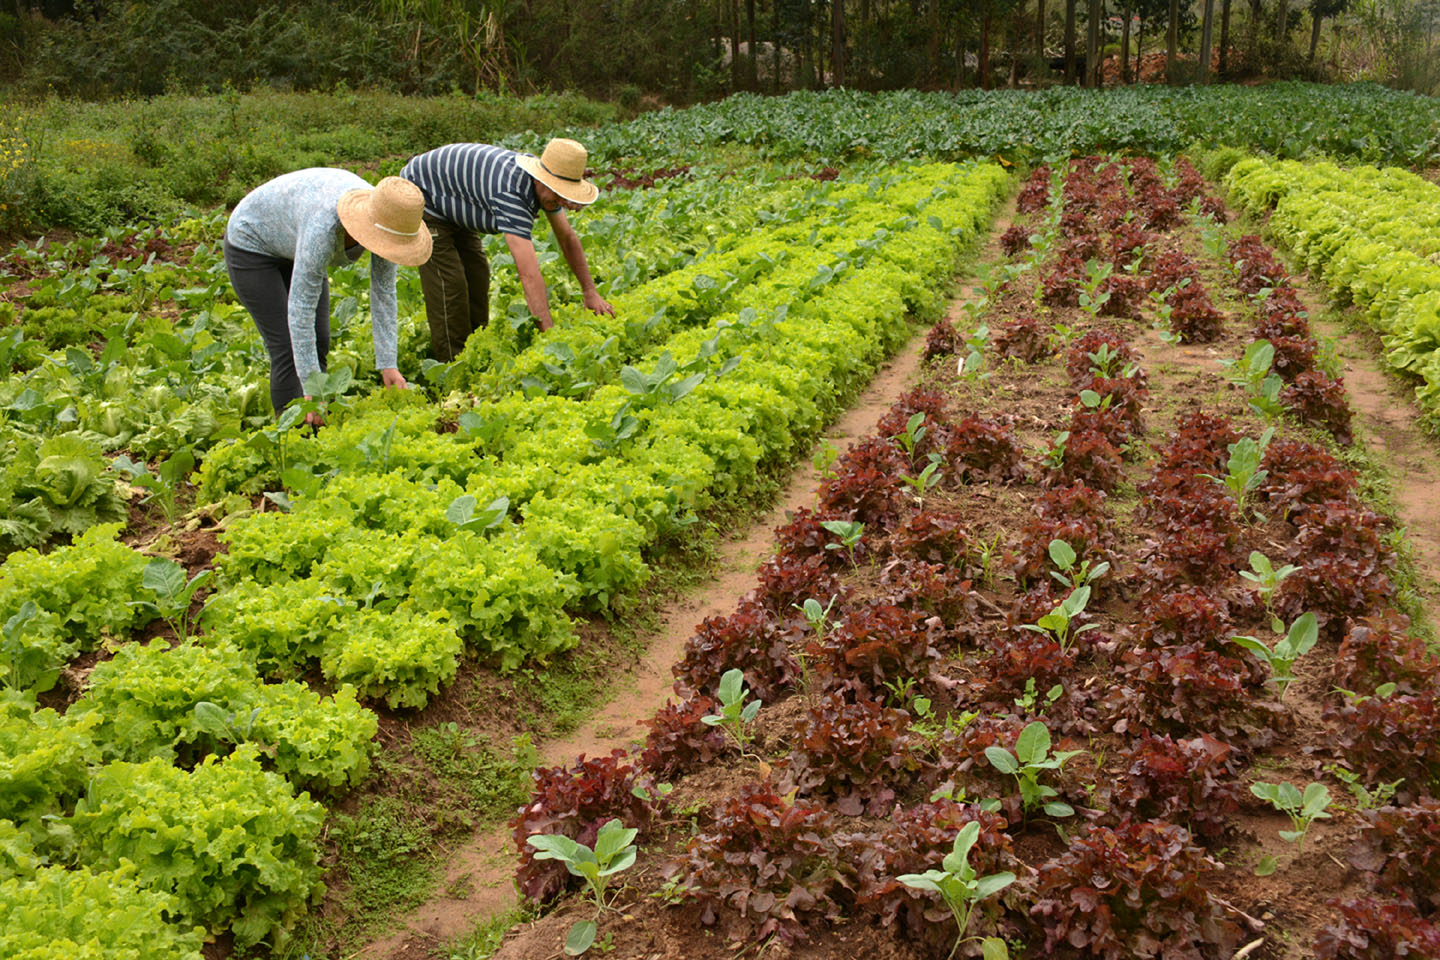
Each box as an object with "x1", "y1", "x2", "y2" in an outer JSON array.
[{"x1": 226, "y1": 168, "x2": 399, "y2": 385}]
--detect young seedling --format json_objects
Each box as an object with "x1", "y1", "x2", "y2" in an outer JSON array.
[
  {"x1": 1077, "y1": 259, "x2": 1113, "y2": 317},
  {"x1": 1221, "y1": 341, "x2": 1276, "y2": 395},
  {"x1": 793, "y1": 595, "x2": 838, "y2": 642},
  {"x1": 1324, "y1": 763, "x2": 1402, "y2": 813},
  {"x1": 1200, "y1": 428, "x2": 1274, "y2": 520},
  {"x1": 1085, "y1": 343, "x2": 1127, "y2": 380},
  {"x1": 1239, "y1": 551, "x2": 1299, "y2": 632},
  {"x1": 1040, "y1": 431, "x2": 1070, "y2": 474},
  {"x1": 820, "y1": 519, "x2": 865, "y2": 570},
  {"x1": 894, "y1": 412, "x2": 930, "y2": 462},
  {"x1": 131, "y1": 557, "x2": 212, "y2": 643},
  {"x1": 972, "y1": 532, "x2": 1004, "y2": 592},
  {"x1": 1047, "y1": 539, "x2": 1110, "y2": 591},
  {"x1": 701, "y1": 668, "x2": 761, "y2": 758},
  {"x1": 1230, "y1": 611, "x2": 1319, "y2": 701},
  {"x1": 111, "y1": 446, "x2": 195, "y2": 523},
  {"x1": 1249, "y1": 781, "x2": 1332, "y2": 855},
  {"x1": 900, "y1": 455, "x2": 945, "y2": 507},
  {"x1": 1018, "y1": 585, "x2": 1100, "y2": 654},
  {"x1": 1077, "y1": 389, "x2": 1113, "y2": 413},
  {"x1": 1013, "y1": 677, "x2": 1064, "y2": 715},
  {"x1": 812, "y1": 440, "x2": 841, "y2": 482},
  {"x1": 1148, "y1": 284, "x2": 1185, "y2": 346},
  {"x1": 526, "y1": 818, "x2": 638, "y2": 956},
  {"x1": 958, "y1": 324, "x2": 991, "y2": 384},
  {"x1": 896, "y1": 821, "x2": 1016, "y2": 960},
  {"x1": 984, "y1": 720, "x2": 1082, "y2": 818}
]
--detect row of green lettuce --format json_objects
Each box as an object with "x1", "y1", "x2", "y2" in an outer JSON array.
[
  {"x1": 0, "y1": 165, "x2": 814, "y2": 554},
  {"x1": 0, "y1": 160, "x2": 1010, "y2": 955},
  {"x1": 1225, "y1": 157, "x2": 1440, "y2": 414}
]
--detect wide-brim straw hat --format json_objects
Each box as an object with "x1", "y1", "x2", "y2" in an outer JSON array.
[
  {"x1": 515, "y1": 138, "x2": 600, "y2": 206},
  {"x1": 336, "y1": 176, "x2": 433, "y2": 267}
]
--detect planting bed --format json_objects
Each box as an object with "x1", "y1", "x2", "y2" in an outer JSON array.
[{"x1": 491, "y1": 159, "x2": 1440, "y2": 960}]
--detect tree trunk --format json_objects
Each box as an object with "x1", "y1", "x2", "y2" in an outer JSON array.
[
  {"x1": 1275, "y1": 0, "x2": 1290, "y2": 46},
  {"x1": 730, "y1": 0, "x2": 741, "y2": 89},
  {"x1": 1246, "y1": 0, "x2": 1263, "y2": 67},
  {"x1": 1121, "y1": 7, "x2": 1132, "y2": 82},
  {"x1": 1200, "y1": 0, "x2": 1216, "y2": 79},
  {"x1": 980, "y1": 9, "x2": 993, "y2": 89},
  {"x1": 1136, "y1": 18, "x2": 1144, "y2": 79},
  {"x1": 1065, "y1": 0, "x2": 1078, "y2": 81},
  {"x1": 1308, "y1": 8, "x2": 1322, "y2": 60},
  {"x1": 747, "y1": 0, "x2": 757, "y2": 87},
  {"x1": 928, "y1": 0, "x2": 941, "y2": 82},
  {"x1": 832, "y1": 0, "x2": 845, "y2": 86},
  {"x1": 1084, "y1": 0, "x2": 1101, "y2": 86},
  {"x1": 773, "y1": 0, "x2": 784, "y2": 91},
  {"x1": 860, "y1": 0, "x2": 871, "y2": 85},
  {"x1": 1165, "y1": 0, "x2": 1179, "y2": 82},
  {"x1": 1037, "y1": 0, "x2": 1047, "y2": 73},
  {"x1": 1219, "y1": 0, "x2": 1232, "y2": 73}
]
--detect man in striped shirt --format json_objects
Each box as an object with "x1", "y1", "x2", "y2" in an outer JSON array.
[{"x1": 401, "y1": 138, "x2": 614, "y2": 362}]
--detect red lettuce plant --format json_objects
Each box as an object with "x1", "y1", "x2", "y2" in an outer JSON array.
[
  {"x1": 945, "y1": 414, "x2": 1028, "y2": 482},
  {"x1": 889, "y1": 510, "x2": 971, "y2": 566},
  {"x1": 923, "y1": 317, "x2": 958, "y2": 359},
  {"x1": 511, "y1": 750, "x2": 660, "y2": 901},
  {"x1": 1112, "y1": 734, "x2": 1242, "y2": 840},
  {"x1": 674, "y1": 599, "x2": 798, "y2": 703},
  {"x1": 1314, "y1": 897, "x2": 1440, "y2": 959},
  {"x1": 1333, "y1": 615, "x2": 1440, "y2": 697},
  {"x1": 1042, "y1": 253, "x2": 1086, "y2": 307},
  {"x1": 1167, "y1": 283, "x2": 1226, "y2": 343},
  {"x1": 1350, "y1": 798, "x2": 1440, "y2": 914},
  {"x1": 1260, "y1": 438, "x2": 1358, "y2": 514},
  {"x1": 1276, "y1": 500, "x2": 1394, "y2": 628},
  {"x1": 978, "y1": 630, "x2": 1079, "y2": 703},
  {"x1": 820, "y1": 603, "x2": 938, "y2": 697},
  {"x1": 782, "y1": 691, "x2": 921, "y2": 815},
  {"x1": 1265, "y1": 335, "x2": 1318, "y2": 381},
  {"x1": 1330, "y1": 688, "x2": 1440, "y2": 796},
  {"x1": 1030, "y1": 820, "x2": 1240, "y2": 959},
  {"x1": 817, "y1": 437, "x2": 907, "y2": 528},
  {"x1": 753, "y1": 554, "x2": 845, "y2": 618},
  {"x1": 1283, "y1": 371, "x2": 1355, "y2": 445},
  {"x1": 878, "y1": 558, "x2": 978, "y2": 622},
  {"x1": 1044, "y1": 428, "x2": 1123, "y2": 493},
  {"x1": 1016, "y1": 165, "x2": 1052, "y2": 213},
  {"x1": 678, "y1": 781, "x2": 848, "y2": 944},
  {"x1": 641, "y1": 695, "x2": 730, "y2": 778},
  {"x1": 993, "y1": 315, "x2": 1056, "y2": 363},
  {"x1": 1000, "y1": 223, "x2": 1032, "y2": 256}
]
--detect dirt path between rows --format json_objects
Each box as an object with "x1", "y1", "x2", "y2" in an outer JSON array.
[
  {"x1": 1299, "y1": 297, "x2": 1440, "y2": 608},
  {"x1": 358, "y1": 264, "x2": 999, "y2": 960}
]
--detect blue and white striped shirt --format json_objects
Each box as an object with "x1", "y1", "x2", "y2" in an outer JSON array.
[{"x1": 401, "y1": 144, "x2": 540, "y2": 239}]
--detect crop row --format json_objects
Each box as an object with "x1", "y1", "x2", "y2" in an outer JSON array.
[
  {"x1": 501, "y1": 155, "x2": 1440, "y2": 959},
  {"x1": 0, "y1": 167, "x2": 828, "y2": 554},
  {"x1": 0, "y1": 161, "x2": 1009, "y2": 954},
  {"x1": 577, "y1": 83, "x2": 1440, "y2": 168},
  {"x1": 1224, "y1": 156, "x2": 1440, "y2": 417}
]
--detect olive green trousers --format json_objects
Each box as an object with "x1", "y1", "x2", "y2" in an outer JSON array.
[{"x1": 418, "y1": 213, "x2": 491, "y2": 363}]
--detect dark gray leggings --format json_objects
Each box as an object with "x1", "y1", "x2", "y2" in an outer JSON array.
[{"x1": 224, "y1": 236, "x2": 329, "y2": 414}]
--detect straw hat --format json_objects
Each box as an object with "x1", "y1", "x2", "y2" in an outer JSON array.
[
  {"x1": 336, "y1": 177, "x2": 433, "y2": 267},
  {"x1": 515, "y1": 138, "x2": 600, "y2": 206}
]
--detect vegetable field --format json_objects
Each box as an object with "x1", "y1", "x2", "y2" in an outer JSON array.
[{"x1": 1, "y1": 86, "x2": 1439, "y2": 960}]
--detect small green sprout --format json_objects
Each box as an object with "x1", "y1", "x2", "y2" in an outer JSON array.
[
  {"x1": 820, "y1": 519, "x2": 865, "y2": 569},
  {"x1": 1239, "y1": 551, "x2": 1299, "y2": 631},
  {"x1": 1047, "y1": 539, "x2": 1110, "y2": 591},
  {"x1": 702, "y1": 668, "x2": 761, "y2": 756},
  {"x1": 984, "y1": 720, "x2": 1082, "y2": 818},
  {"x1": 526, "y1": 818, "x2": 638, "y2": 955},
  {"x1": 1249, "y1": 781, "x2": 1333, "y2": 855},
  {"x1": 1019, "y1": 585, "x2": 1100, "y2": 654},
  {"x1": 1230, "y1": 611, "x2": 1319, "y2": 700},
  {"x1": 896, "y1": 821, "x2": 1016, "y2": 960}
]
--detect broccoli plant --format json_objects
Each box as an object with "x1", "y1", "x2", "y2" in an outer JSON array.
[
  {"x1": 1019, "y1": 585, "x2": 1100, "y2": 654},
  {"x1": 1201, "y1": 428, "x2": 1274, "y2": 520},
  {"x1": 526, "y1": 818, "x2": 639, "y2": 956},
  {"x1": 1230, "y1": 611, "x2": 1319, "y2": 700},
  {"x1": 1249, "y1": 781, "x2": 1332, "y2": 855},
  {"x1": 897, "y1": 821, "x2": 1016, "y2": 960},
  {"x1": 701, "y1": 668, "x2": 761, "y2": 758},
  {"x1": 984, "y1": 720, "x2": 1082, "y2": 818},
  {"x1": 130, "y1": 557, "x2": 211, "y2": 643},
  {"x1": 1047, "y1": 539, "x2": 1110, "y2": 591},
  {"x1": 1239, "y1": 551, "x2": 1298, "y2": 632}
]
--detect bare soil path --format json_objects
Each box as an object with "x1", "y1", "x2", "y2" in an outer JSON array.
[{"x1": 357, "y1": 280, "x2": 987, "y2": 960}]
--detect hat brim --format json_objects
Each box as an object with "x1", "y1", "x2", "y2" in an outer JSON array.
[
  {"x1": 515, "y1": 155, "x2": 599, "y2": 206},
  {"x1": 336, "y1": 188, "x2": 434, "y2": 267}
]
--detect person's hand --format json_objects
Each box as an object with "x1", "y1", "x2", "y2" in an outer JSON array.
[
  {"x1": 380, "y1": 367, "x2": 408, "y2": 390},
  {"x1": 302, "y1": 397, "x2": 325, "y2": 428},
  {"x1": 584, "y1": 290, "x2": 615, "y2": 316}
]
